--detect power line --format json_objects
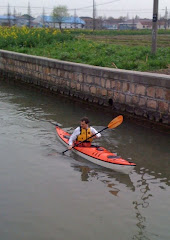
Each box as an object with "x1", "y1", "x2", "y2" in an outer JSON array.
[
  {"x1": 0, "y1": 4, "x2": 169, "y2": 18},
  {"x1": 0, "y1": 5, "x2": 168, "y2": 11},
  {"x1": 82, "y1": 9, "x2": 153, "y2": 12},
  {"x1": 0, "y1": 6, "x2": 53, "y2": 9},
  {"x1": 75, "y1": 0, "x2": 120, "y2": 10},
  {"x1": 0, "y1": 1, "x2": 120, "y2": 11}
]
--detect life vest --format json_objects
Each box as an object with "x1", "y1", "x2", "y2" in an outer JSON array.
[{"x1": 77, "y1": 127, "x2": 93, "y2": 142}]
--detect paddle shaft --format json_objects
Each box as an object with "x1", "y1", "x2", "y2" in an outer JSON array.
[{"x1": 62, "y1": 126, "x2": 108, "y2": 154}]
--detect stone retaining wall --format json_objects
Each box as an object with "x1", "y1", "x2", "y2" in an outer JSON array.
[{"x1": 0, "y1": 50, "x2": 170, "y2": 125}]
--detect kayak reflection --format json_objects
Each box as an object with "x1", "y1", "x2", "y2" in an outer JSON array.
[{"x1": 71, "y1": 153, "x2": 135, "y2": 193}]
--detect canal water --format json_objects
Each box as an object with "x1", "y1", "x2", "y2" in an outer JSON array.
[{"x1": 0, "y1": 79, "x2": 169, "y2": 240}]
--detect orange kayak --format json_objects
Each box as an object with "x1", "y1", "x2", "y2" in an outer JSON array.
[{"x1": 56, "y1": 126, "x2": 136, "y2": 174}]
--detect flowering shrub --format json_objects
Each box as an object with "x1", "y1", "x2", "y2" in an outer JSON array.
[{"x1": 0, "y1": 26, "x2": 73, "y2": 48}]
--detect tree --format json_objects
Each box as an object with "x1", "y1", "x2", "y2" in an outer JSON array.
[
  {"x1": 135, "y1": 15, "x2": 140, "y2": 20},
  {"x1": 108, "y1": 17, "x2": 115, "y2": 21},
  {"x1": 52, "y1": 5, "x2": 69, "y2": 32},
  {"x1": 119, "y1": 16, "x2": 126, "y2": 22}
]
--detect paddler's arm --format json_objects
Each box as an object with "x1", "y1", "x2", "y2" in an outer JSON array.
[
  {"x1": 90, "y1": 127, "x2": 101, "y2": 139},
  {"x1": 68, "y1": 127, "x2": 80, "y2": 149}
]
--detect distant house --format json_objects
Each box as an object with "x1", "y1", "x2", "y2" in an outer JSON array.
[
  {"x1": 15, "y1": 16, "x2": 28, "y2": 27},
  {"x1": 80, "y1": 17, "x2": 103, "y2": 30},
  {"x1": 31, "y1": 21, "x2": 47, "y2": 28},
  {"x1": 16, "y1": 14, "x2": 35, "y2": 27},
  {"x1": 0, "y1": 15, "x2": 16, "y2": 26},
  {"x1": 80, "y1": 17, "x2": 93, "y2": 29},
  {"x1": 103, "y1": 19, "x2": 121, "y2": 30},
  {"x1": 119, "y1": 20, "x2": 143, "y2": 30},
  {"x1": 119, "y1": 23, "x2": 137, "y2": 30},
  {"x1": 140, "y1": 19, "x2": 152, "y2": 29},
  {"x1": 34, "y1": 16, "x2": 85, "y2": 29},
  {"x1": 139, "y1": 19, "x2": 170, "y2": 30},
  {"x1": 103, "y1": 23, "x2": 118, "y2": 30},
  {"x1": 157, "y1": 19, "x2": 170, "y2": 29}
]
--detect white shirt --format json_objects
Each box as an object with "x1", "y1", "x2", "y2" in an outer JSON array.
[{"x1": 68, "y1": 126, "x2": 101, "y2": 146}]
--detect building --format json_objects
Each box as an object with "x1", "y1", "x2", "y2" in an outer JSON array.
[
  {"x1": 0, "y1": 14, "x2": 36, "y2": 27},
  {"x1": 34, "y1": 16, "x2": 85, "y2": 29},
  {"x1": 119, "y1": 20, "x2": 143, "y2": 30},
  {"x1": 140, "y1": 19, "x2": 152, "y2": 29},
  {"x1": 0, "y1": 15, "x2": 16, "y2": 26},
  {"x1": 157, "y1": 19, "x2": 170, "y2": 29},
  {"x1": 80, "y1": 17, "x2": 103, "y2": 30},
  {"x1": 103, "y1": 19, "x2": 121, "y2": 30}
]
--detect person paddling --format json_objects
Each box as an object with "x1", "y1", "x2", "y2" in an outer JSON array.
[{"x1": 68, "y1": 117, "x2": 101, "y2": 150}]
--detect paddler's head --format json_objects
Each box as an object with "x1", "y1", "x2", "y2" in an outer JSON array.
[{"x1": 80, "y1": 117, "x2": 89, "y2": 129}]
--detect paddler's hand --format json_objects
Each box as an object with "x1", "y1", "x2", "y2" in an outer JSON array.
[
  {"x1": 92, "y1": 135, "x2": 97, "y2": 140},
  {"x1": 68, "y1": 145, "x2": 73, "y2": 150}
]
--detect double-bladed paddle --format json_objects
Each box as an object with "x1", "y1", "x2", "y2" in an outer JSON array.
[{"x1": 62, "y1": 115, "x2": 123, "y2": 155}]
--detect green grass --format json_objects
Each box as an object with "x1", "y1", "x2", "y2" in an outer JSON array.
[{"x1": 0, "y1": 27, "x2": 170, "y2": 72}]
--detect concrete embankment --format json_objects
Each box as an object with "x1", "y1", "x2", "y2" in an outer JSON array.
[{"x1": 0, "y1": 50, "x2": 169, "y2": 127}]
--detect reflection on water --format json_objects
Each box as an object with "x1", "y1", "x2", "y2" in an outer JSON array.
[
  {"x1": 71, "y1": 160, "x2": 169, "y2": 240},
  {"x1": 132, "y1": 171, "x2": 153, "y2": 240},
  {"x1": 73, "y1": 164, "x2": 132, "y2": 196},
  {"x1": 0, "y1": 79, "x2": 170, "y2": 240}
]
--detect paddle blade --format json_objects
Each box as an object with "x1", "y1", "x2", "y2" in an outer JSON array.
[{"x1": 108, "y1": 115, "x2": 123, "y2": 129}]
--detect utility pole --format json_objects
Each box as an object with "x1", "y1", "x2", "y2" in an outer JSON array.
[
  {"x1": 42, "y1": 7, "x2": 45, "y2": 27},
  {"x1": 93, "y1": 0, "x2": 95, "y2": 31},
  {"x1": 7, "y1": 4, "x2": 11, "y2": 27},
  {"x1": 27, "y1": 2, "x2": 31, "y2": 28},
  {"x1": 164, "y1": 6, "x2": 168, "y2": 30},
  {"x1": 132, "y1": 17, "x2": 135, "y2": 30},
  {"x1": 74, "y1": 9, "x2": 77, "y2": 29},
  {"x1": 151, "y1": 0, "x2": 159, "y2": 54},
  {"x1": 13, "y1": 7, "x2": 16, "y2": 26}
]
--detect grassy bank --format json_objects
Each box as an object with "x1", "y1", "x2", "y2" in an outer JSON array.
[{"x1": 0, "y1": 26, "x2": 170, "y2": 72}]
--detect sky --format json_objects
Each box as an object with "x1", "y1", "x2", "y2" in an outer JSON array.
[{"x1": 1, "y1": 0, "x2": 170, "y2": 19}]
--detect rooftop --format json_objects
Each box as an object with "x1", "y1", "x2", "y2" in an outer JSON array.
[{"x1": 42, "y1": 16, "x2": 85, "y2": 25}]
